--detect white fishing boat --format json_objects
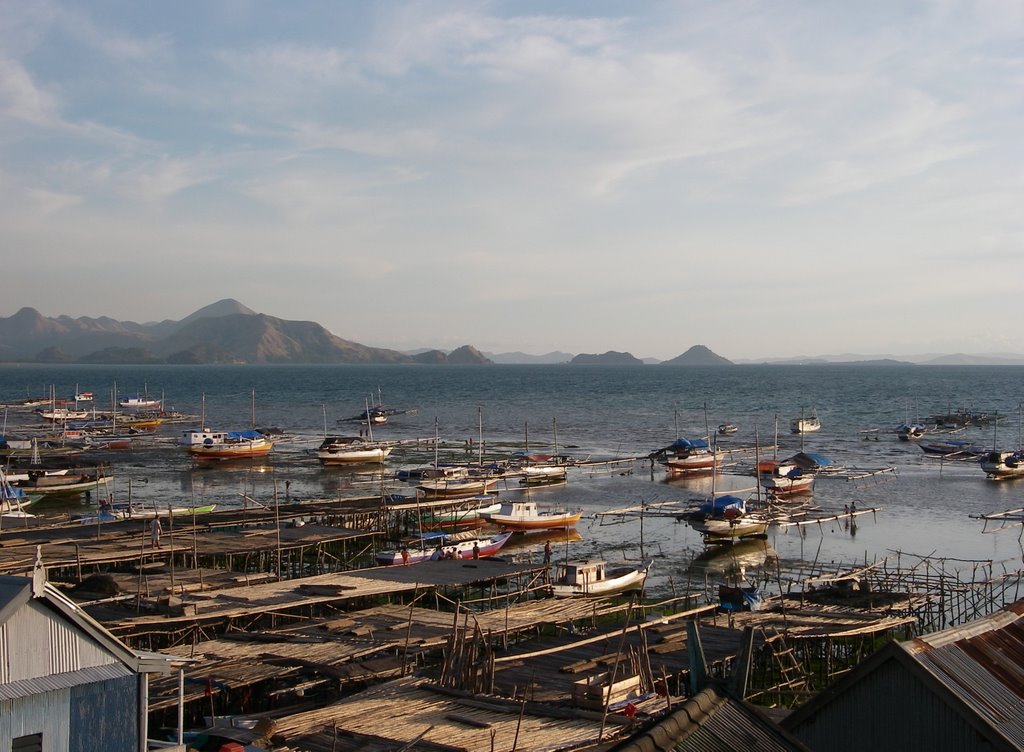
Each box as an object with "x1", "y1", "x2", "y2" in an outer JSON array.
[
  {"x1": 317, "y1": 436, "x2": 393, "y2": 464},
  {"x1": 550, "y1": 559, "x2": 652, "y2": 598}
]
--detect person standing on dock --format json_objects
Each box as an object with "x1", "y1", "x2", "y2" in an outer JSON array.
[
  {"x1": 400, "y1": 546, "x2": 409, "y2": 565},
  {"x1": 150, "y1": 517, "x2": 163, "y2": 549},
  {"x1": 472, "y1": 542, "x2": 480, "y2": 559},
  {"x1": 544, "y1": 540, "x2": 552, "y2": 565}
]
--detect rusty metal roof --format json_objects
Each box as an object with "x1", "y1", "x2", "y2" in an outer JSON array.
[{"x1": 904, "y1": 599, "x2": 1024, "y2": 750}]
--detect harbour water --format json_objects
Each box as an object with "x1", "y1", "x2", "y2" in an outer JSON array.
[{"x1": 2, "y1": 362, "x2": 1023, "y2": 597}]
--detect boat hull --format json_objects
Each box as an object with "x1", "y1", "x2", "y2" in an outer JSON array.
[
  {"x1": 375, "y1": 531, "x2": 512, "y2": 565},
  {"x1": 550, "y1": 564, "x2": 650, "y2": 598},
  {"x1": 318, "y1": 446, "x2": 393, "y2": 464},
  {"x1": 688, "y1": 516, "x2": 769, "y2": 540},
  {"x1": 483, "y1": 511, "x2": 582, "y2": 531},
  {"x1": 417, "y1": 478, "x2": 499, "y2": 498}
]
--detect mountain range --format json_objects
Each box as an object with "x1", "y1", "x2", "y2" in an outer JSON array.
[
  {"x1": 0, "y1": 300, "x2": 492, "y2": 365},
  {"x1": 1, "y1": 302, "x2": 1021, "y2": 366}
]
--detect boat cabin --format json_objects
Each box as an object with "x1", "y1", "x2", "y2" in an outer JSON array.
[{"x1": 556, "y1": 559, "x2": 609, "y2": 586}]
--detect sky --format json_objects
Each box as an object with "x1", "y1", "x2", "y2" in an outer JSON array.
[{"x1": 2, "y1": 1, "x2": 1023, "y2": 361}]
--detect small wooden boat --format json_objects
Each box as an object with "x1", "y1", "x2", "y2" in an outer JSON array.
[
  {"x1": 717, "y1": 423, "x2": 739, "y2": 436},
  {"x1": 550, "y1": 559, "x2": 652, "y2": 598},
  {"x1": 180, "y1": 429, "x2": 273, "y2": 460},
  {"x1": 758, "y1": 452, "x2": 831, "y2": 498},
  {"x1": 919, "y1": 440, "x2": 985, "y2": 457},
  {"x1": 416, "y1": 476, "x2": 499, "y2": 498},
  {"x1": 417, "y1": 497, "x2": 503, "y2": 530},
  {"x1": 317, "y1": 436, "x2": 393, "y2": 464},
  {"x1": 375, "y1": 531, "x2": 513, "y2": 565},
  {"x1": 75, "y1": 503, "x2": 218, "y2": 523},
  {"x1": 517, "y1": 463, "x2": 568, "y2": 485},
  {"x1": 482, "y1": 500, "x2": 582, "y2": 531}
]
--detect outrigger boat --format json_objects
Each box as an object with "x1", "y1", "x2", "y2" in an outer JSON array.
[
  {"x1": 375, "y1": 530, "x2": 513, "y2": 565},
  {"x1": 549, "y1": 559, "x2": 652, "y2": 598}
]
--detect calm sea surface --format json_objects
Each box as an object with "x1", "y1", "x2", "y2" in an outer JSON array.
[{"x1": 2, "y1": 363, "x2": 1023, "y2": 597}]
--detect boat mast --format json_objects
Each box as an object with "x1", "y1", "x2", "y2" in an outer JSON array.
[
  {"x1": 477, "y1": 406, "x2": 483, "y2": 466},
  {"x1": 552, "y1": 417, "x2": 558, "y2": 460},
  {"x1": 322, "y1": 404, "x2": 327, "y2": 439},
  {"x1": 365, "y1": 397, "x2": 375, "y2": 442},
  {"x1": 251, "y1": 388, "x2": 256, "y2": 430}
]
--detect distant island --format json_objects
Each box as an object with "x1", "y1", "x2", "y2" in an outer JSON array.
[
  {"x1": 0, "y1": 300, "x2": 493, "y2": 366},
  {"x1": 570, "y1": 351, "x2": 644, "y2": 365},
  {"x1": 660, "y1": 345, "x2": 733, "y2": 366}
]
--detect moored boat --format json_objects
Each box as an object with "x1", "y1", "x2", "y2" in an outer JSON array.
[
  {"x1": 979, "y1": 450, "x2": 1024, "y2": 480},
  {"x1": 895, "y1": 423, "x2": 927, "y2": 441},
  {"x1": 758, "y1": 452, "x2": 831, "y2": 498},
  {"x1": 481, "y1": 500, "x2": 582, "y2": 531},
  {"x1": 683, "y1": 495, "x2": 769, "y2": 541},
  {"x1": 119, "y1": 396, "x2": 161, "y2": 410},
  {"x1": 180, "y1": 429, "x2": 274, "y2": 460},
  {"x1": 416, "y1": 475, "x2": 500, "y2": 498},
  {"x1": 75, "y1": 503, "x2": 218, "y2": 523},
  {"x1": 649, "y1": 437, "x2": 717, "y2": 475},
  {"x1": 549, "y1": 559, "x2": 652, "y2": 598},
  {"x1": 919, "y1": 440, "x2": 985, "y2": 457},
  {"x1": 317, "y1": 436, "x2": 394, "y2": 464},
  {"x1": 790, "y1": 411, "x2": 821, "y2": 434},
  {"x1": 417, "y1": 497, "x2": 503, "y2": 530},
  {"x1": 375, "y1": 530, "x2": 513, "y2": 565},
  {"x1": 718, "y1": 423, "x2": 739, "y2": 436}
]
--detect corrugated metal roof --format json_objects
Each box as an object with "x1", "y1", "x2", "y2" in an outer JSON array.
[
  {"x1": 0, "y1": 662, "x2": 132, "y2": 701},
  {"x1": 905, "y1": 600, "x2": 1024, "y2": 750},
  {"x1": 609, "y1": 686, "x2": 810, "y2": 752}
]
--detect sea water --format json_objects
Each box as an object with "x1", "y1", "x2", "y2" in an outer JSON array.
[{"x1": 2, "y1": 363, "x2": 1023, "y2": 596}]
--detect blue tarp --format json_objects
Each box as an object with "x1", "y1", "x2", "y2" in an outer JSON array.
[
  {"x1": 698, "y1": 494, "x2": 745, "y2": 516},
  {"x1": 670, "y1": 438, "x2": 709, "y2": 450},
  {"x1": 226, "y1": 430, "x2": 262, "y2": 440}
]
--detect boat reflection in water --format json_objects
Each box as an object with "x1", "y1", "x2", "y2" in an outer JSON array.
[
  {"x1": 688, "y1": 538, "x2": 776, "y2": 580},
  {"x1": 501, "y1": 527, "x2": 582, "y2": 554}
]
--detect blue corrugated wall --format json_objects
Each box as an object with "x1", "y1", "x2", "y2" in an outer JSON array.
[{"x1": 68, "y1": 675, "x2": 138, "y2": 752}]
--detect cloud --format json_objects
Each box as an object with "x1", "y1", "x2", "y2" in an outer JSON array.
[{"x1": 0, "y1": 59, "x2": 60, "y2": 126}]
